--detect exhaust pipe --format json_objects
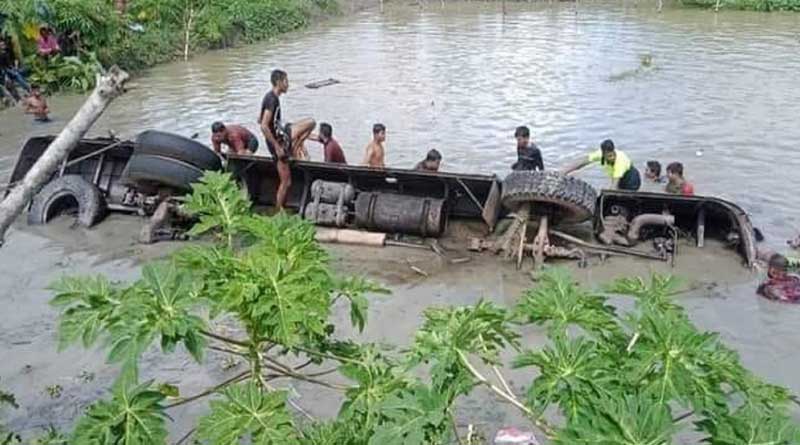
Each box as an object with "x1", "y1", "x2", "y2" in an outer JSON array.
[{"x1": 627, "y1": 214, "x2": 675, "y2": 241}]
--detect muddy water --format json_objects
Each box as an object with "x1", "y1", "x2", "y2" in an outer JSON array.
[{"x1": 2, "y1": 1, "x2": 800, "y2": 440}]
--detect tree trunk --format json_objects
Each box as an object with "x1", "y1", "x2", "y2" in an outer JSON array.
[
  {"x1": 184, "y1": 6, "x2": 195, "y2": 61},
  {"x1": 0, "y1": 66, "x2": 130, "y2": 246}
]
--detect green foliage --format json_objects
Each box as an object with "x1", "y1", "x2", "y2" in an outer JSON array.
[
  {"x1": 554, "y1": 392, "x2": 676, "y2": 445},
  {"x1": 197, "y1": 383, "x2": 297, "y2": 445},
  {"x1": 410, "y1": 300, "x2": 519, "y2": 396},
  {"x1": 679, "y1": 0, "x2": 800, "y2": 10},
  {"x1": 44, "y1": 173, "x2": 800, "y2": 445},
  {"x1": 50, "y1": 262, "x2": 206, "y2": 364},
  {"x1": 24, "y1": 53, "x2": 102, "y2": 93},
  {"x1": 72, "y1": 370, "x2": 168, "y2": 445},
  {"x1": 183, "y1": 171, "x2": 252, "y2": 247}
]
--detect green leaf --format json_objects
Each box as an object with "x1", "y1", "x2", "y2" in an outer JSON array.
[
  {"x1": 697, "y1": 403, "x2": 800, "y2": 445},
  {"x1": 196, "y1": 382, "x2": 297, "y2": 445},
  {"x1": 514, "y1": 268, "x2": 622, "y2": 342},
  {"x1": 368, "y1": 385, "x2": 450, "y2": 445},
  {"x1": 72, "y1": 374, "x2": 167, "y2": 445},
  {"x1": 554, "y1": 392, "x2": 675, "y2": 445},
  {"x1": 48, "y1": 275, "x2": 120, "y2": 350}
]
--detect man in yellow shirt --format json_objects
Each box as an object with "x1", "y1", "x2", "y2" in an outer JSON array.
[{"x1": 562, "y1": 139, "x2": 641, "y2": 191}]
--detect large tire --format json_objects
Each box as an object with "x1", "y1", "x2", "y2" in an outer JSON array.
[
  {"x1": 135, "y1": 130, "x2": 222, "y2": 171},
  {"x1": 122, "y1": 154, "x2": 204, "y2": 192},
  {"x1": 28, "y1": 175, "x2": 106, "y2": 227},
  {"x1": 502, "y1": 171, "x2": 597, "y2": 223}
]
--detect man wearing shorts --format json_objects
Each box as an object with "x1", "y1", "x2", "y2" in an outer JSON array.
[
  {"x1": 210, "y1": 122, "x2": 259, "y2": 155},
  {"x1": 259, "y1": 69, "x2": 316, "y2": 210}
]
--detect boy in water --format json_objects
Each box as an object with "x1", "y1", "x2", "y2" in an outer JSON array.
[
  {"x1": 665, "y1": 162, "x2": 694, "y2": 196},
  {"x1": 645, "y1": 160, "x2": 664, "y2": 183},
  {"x1": 362, "y1": 123, "x2": 386, "y2": 168},
  {"x1": 23, "y1": 85, "x2": 50, "y2": 122},
  {"x1": 757, "y1": 254, "x2": 800, "y2": 303},
  {"x1": 511, "y1": 126, "x2": 544, "y2": 171},
  {"x1": 415, "y1": 149, "x2": 442, "y2": 172}
]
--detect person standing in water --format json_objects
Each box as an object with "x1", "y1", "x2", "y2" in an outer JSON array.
[
  {"x1": 258, "y1": 69, "x2": 316, "y2": 210},
  {"x1": 562, "y1": 139, "x2": 641, "y2": 191},
  {"x1": 362, "y1": 123, "x2": 386, "y2": 168},
  {"x1": 511, "y1": 126, "x2": 544, "y2": 171}
]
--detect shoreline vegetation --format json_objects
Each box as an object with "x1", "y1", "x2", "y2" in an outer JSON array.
[{"x1": 0, "y1": 0, "x2": 798, "y2": 98}]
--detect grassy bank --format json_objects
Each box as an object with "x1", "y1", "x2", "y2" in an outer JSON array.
[
  {"x1": 679, "y1": 0, "x2": 800, "y2": 11},
  {"x1": 0, "y1": 0, "x2": 337, "y2": 94}
]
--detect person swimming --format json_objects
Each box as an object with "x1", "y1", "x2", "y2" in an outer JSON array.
[{"x1": 757, "y1": 253, "x2": 800, "y2": 303}]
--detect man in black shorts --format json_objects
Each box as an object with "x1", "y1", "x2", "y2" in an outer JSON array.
[{"x1": 259, "y1": 69, "x2": 315, "y2": 210}]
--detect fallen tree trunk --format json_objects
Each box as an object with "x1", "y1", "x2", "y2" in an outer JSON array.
[{"x1": 0, "y1": 66, "x2": 130, "y2": 246}]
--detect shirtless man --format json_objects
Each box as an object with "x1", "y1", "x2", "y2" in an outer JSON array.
[
  {"x1": 23, "y1": 84, "x2": 49, "y2": 122},
  {"x1": 258, "y1": 69, "x2": 316, "y2": 210},
  {"x1": 362, "y1": 123, "x2": 386, "y2": 168},
  {"x1": 211, "y1": 121, "x2": 259, "y2": 155}
]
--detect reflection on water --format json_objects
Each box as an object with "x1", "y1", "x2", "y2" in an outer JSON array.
[{"x1": 1, "y1": 0, "x2": 800, "y2": 425}]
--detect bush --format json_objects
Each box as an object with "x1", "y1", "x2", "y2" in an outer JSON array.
[
  {"x1": 679, "y1": 0, "x2": 800, "y2": 10},
  {"x1": 24, "y1": 52, "x2": 102, "y2": 93}
]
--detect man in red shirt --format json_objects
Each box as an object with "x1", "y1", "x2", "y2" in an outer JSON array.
[
  {"x1": 665, "y1": 162, "x2": 694, "y2": 196},
  {"x1": 311, "y1": 122, "x2": 346, "y2": 164},
  {"x1": 211, "y1": 121, "x2": 259, "y2": 155}
]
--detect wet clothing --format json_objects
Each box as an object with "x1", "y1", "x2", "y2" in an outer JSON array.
[
  {"x1": 666, "y1": 180, "x2": 695, "y2": 196},
  {"x1": 758, "y1": 274, "x2": 800, "y2": 303},
  {"x1": 588, "y1": 149, "x2": 641, "y2": 191},
  {"x1": 323, "y1": 137, "x2": 347, "y2": 164},
  {"x1": 259, "y1": 90, "x2": 289, "y2": 157},
  {"x1": 36, "y1": 34, "x2": 60, "y2": 56},
  {"x1": 0, "y1": 43, "x2": 30, "y2": 93},
  {"x1": 512, "y1": 144, "x2": 544, "y2": 171}
]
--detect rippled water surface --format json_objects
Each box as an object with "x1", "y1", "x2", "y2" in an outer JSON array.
[{"x1": 2, "y1": 1, "x2": 800, "y2": 436}]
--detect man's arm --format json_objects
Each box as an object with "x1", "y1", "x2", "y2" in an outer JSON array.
[
  {"x1": 230, "y1": 135, "x2": 246, "y2": 154},
  {"x1": 533, "y1": 149, "x2": 544, "y2": 171},
  {"x1": 211, "y1": 137, "x2": 222, "y2": 153},
  {"x1": 562, "y1": 158, "x2": 591, "y2": 175}
]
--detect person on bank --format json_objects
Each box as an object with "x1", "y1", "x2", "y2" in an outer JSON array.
[
  {"x1": 562, "y1": 139, "x2": 641, "y2": 191},
  {"x1": 665, "y1": 162, "x2": 694, "y2": 196},
  {"x1": 363, "y1": 123, "x2": 386, "y2": 168},
  {"x1": 259, "y1": 69, "x2": 316, "y2": 210},
  {"x1": 309, "y1": 122, "x2": 346, "y2": 164},
  {"x1": 511, "y1": 126, "x2": 544, "y2": 171},
  {"x1": 415, "y1": 149, "x2": 441, "y2": 172},
  {"x1": 211, "y1": 122, "x2": 259, "y2": 155},
  {"x1": 757, "y1": 253, "x2": 800, "y2": 303}
]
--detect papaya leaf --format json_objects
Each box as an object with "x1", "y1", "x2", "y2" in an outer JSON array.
[
  {"x1": 48, "y1": 275, "x2": 121, "y2": 350},
  {"x1": 697, "y1": 403, "x2": 800, "y2": 445},
  {"x1": 554, "y1": 392, "x2": 675, "y2": 445},
  {"x1": 514, "y1": 268, "x2": 621, "y2": 341},
  {"x1": 72, "y1": 371, "x2": 168, "y2": 445},
  {"x1": 513, "y1": 334, "x2": 619, "y2": 420},
  {"x1": 183, "y1": 171, "x2": 252, "y2": 246},
  {"x1": 196, "y1": 382, "x2": 297, "y2": 445},
  {"x1": 368, "y1": 385, "x2": 451, "y2": 445}
]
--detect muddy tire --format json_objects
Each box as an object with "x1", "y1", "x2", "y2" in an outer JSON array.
[
  {"x1": 135, "y1": 130, "x2": 222, "y2": 171},
  {"x1": 28, "y1": 175, "x2": 106, "y2": 227},
  {"x1": 122, "y1": 154, "x2": 204, "y2": 192},
  {"x1": 501, "y1": 171, "x2": 597, "y2": 223}
]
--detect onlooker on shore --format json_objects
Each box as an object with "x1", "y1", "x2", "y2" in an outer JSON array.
[
  {"x1": 415, "y1": 149, "x2": 442, "y2": 172},
  {"x1": 363, "y1": 123, "x2": 386, "y2": 168},
  {"x1": 665, "y1": 162, "x2": 694, "y2": 196},
  {"x1": 36, "y1": 27, "x2": 61, "y2": 58},
  {"x1": 644, "y1": 160, "x2": 664, "y2": 183},
  {"x1": 511, "y1": 126, "x2": 544, "y2": 171},
  {"x1": 211, "y1": 121, "x2": 259, "y2": 155},
  {"x1": 0, "y1": 37, "x2": 30, "y2": 96},
  {"x1": 310, "y1": 122, "x2": 347, "y2": 164},
  {"x1": 23, "y1": 84, "x2": 50, "y2": 122}
]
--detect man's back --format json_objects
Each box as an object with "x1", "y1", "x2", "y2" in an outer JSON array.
[{"x1": 324, "y1": 138, "x2": 347, "y2": 164}]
